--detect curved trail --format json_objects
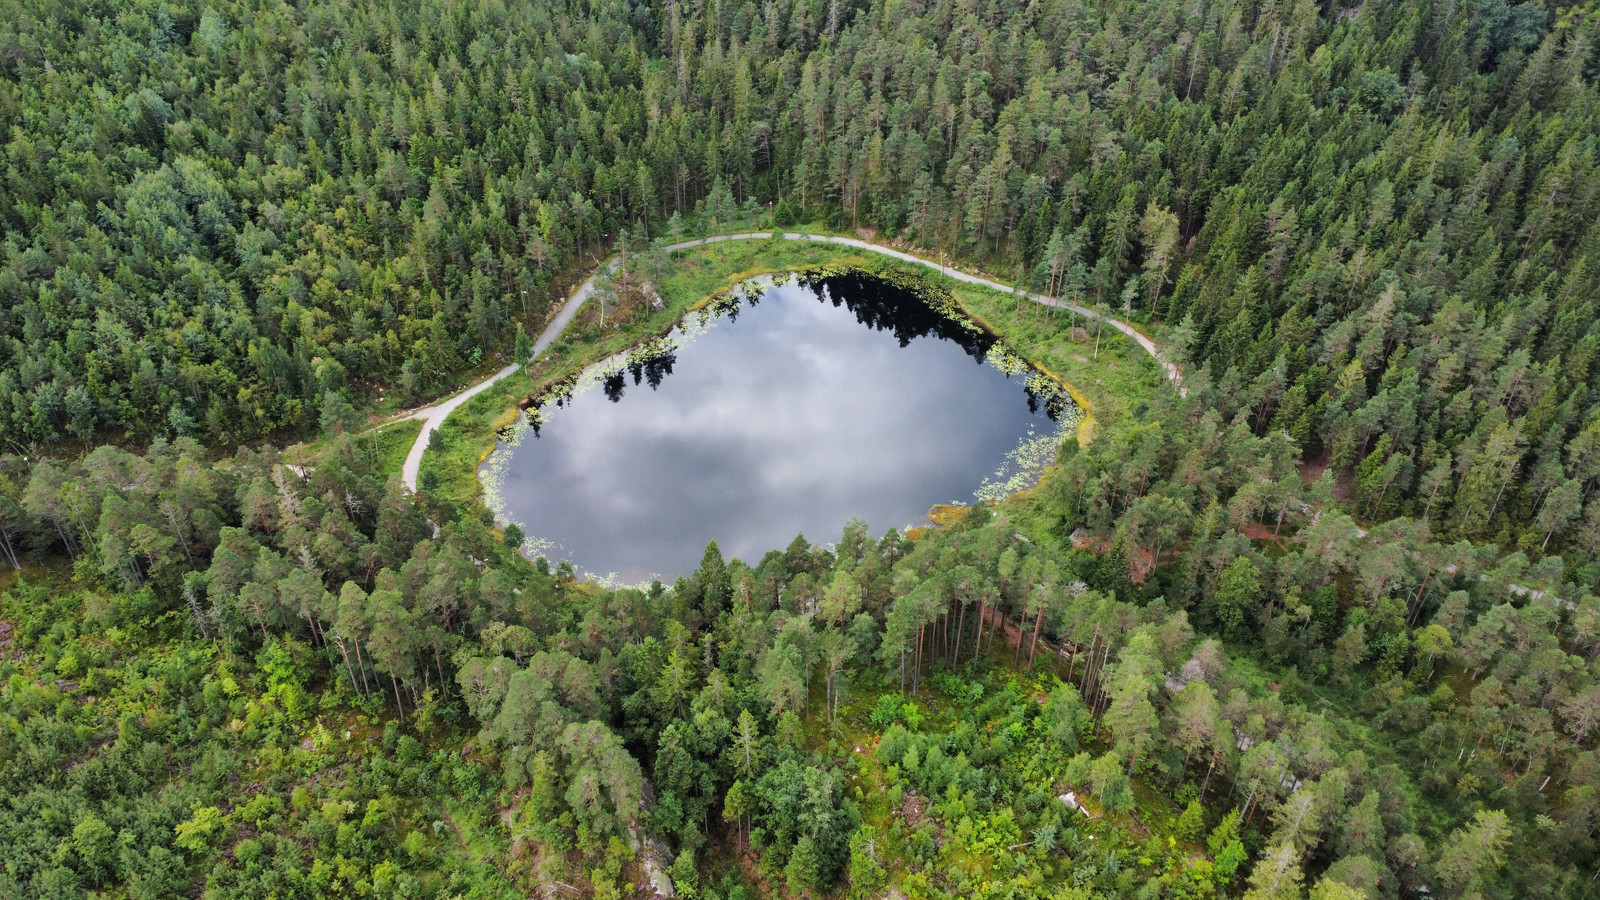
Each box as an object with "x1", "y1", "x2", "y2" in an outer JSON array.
[
  {"x1": 394, "y1": 234, "x2": 1575, "y2": 617},
  {"x1": 400, "y1": 233, "x2": 1185, "y2": 491}
]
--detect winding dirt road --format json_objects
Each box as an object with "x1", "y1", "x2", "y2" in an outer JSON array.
[{"x1": 399, "y1": 233, "x2": 1185, "y2": 491}]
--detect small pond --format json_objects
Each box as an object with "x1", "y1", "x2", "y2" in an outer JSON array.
[{"x1": 481, "y1": 271, "x2": 1077, "y2": 584}]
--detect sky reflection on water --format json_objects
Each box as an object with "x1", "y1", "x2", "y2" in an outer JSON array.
[{"x1": 483, "y1": 273, "x2": 1064, "y2": 583}]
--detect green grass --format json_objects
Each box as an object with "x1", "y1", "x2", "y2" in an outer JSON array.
[
  {"x1": 279, "y1": 417, "x2": 422, "y2": 483},
  {"x1": 657, "y1": 236, "x2": 1170, "y2": 444},
  {"x1": 938, "y1": 279, "x2": 1165, "y2": 446},
  {"x1": 357, "y1": 418, "x2": 424, "y2": 480},
  {"x1": 654, "y1": 233, "x2": 878, "y2": 306},
  {"x1": 419, "y1": 234, "x2": 879, "y2": 506},
  {"x1": 419, "y1": 232, "x2": 1167, "y2": 508}
]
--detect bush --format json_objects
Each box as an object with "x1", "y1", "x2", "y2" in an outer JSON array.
[
  {"x1": 1175, "y1": 800, "x2": 1205, "y2": 843},
  {"x1": 870, "y1": 695, "x2": 902, "y2": 730},
  {"x1": 772, "y1": 197, "x2": 800, "y2": 226},
  {"x1": 877, "y1": 725, "x2": 913, "y2": 768}
]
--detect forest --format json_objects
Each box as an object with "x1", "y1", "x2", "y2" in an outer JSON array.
[{"x1": 2, "y1": 0, "x2": 1600, "y2": 897}]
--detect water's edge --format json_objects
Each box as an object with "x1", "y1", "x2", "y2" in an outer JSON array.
[{"x1": 479, "y1": 267, "x2": 1083, "y2": 586}]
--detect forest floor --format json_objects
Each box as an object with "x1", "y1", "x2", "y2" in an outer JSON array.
[{"x1": 747, "y1": 626, "x2": 1210, "y2": 899}]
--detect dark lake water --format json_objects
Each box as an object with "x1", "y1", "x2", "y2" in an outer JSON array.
[{"x1": 481, "y1": 272, "x2": 1075, "y2": 584}]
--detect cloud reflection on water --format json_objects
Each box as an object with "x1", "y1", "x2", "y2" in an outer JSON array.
[{"x1": 486, "y1": 276, "x2": 1057, "y2": 583}]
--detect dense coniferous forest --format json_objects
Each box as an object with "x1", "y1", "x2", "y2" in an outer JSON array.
[{"x1": 2, "y1": 0, "x2": 1600, "y2": 898}]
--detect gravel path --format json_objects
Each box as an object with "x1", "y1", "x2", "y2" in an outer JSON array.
[{"x1": 399, "y1": 233, "x2": 1184, "y2": 490}]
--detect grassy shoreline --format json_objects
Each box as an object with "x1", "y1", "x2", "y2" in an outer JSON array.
[{"x1": 418, "y1": 234, "x2": 1164, "y2": 512}]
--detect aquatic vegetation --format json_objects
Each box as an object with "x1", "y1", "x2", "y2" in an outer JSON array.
[{"x1": 973, "y1": 414, "x2": 1081, "y2": 505}]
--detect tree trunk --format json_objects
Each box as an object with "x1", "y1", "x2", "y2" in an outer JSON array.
[
  {"x1": 1029, "y1": 600, "x2": 1045, "y2": 671},
  {"x1": 915, "y1": 624, "x2": 924, "y2": 695},
  {"x1": 1408, "y1": 572, "x2": 1433, "y2": 626},
  {"x1": 353, "y1": 641, "x2": 373, "y2": 695},
  {"x1": 336, "y1": 639, "x2": 361, "y2": 694},
  {"x1": 164, "y1": 505, "x2": 194, "y2": 566},
  {"x1": 954, "y1": 601, "x2": 968, "y2": 666},
  {"x1": 0, "y1": 531, "x2": 19, "y2": 570},
  {"x1": 51, "y1": 520, "x2": 77, "y2": 561},
  {"x1": 974, "y1": 601, "x2": 985, "y2": 658},
  {"x1": 1080, "y1": 631, "x2": 1098, "y2": 693},
  {"x1": 1014, "y1": 607, "x2": 1024, "y2": 662}
]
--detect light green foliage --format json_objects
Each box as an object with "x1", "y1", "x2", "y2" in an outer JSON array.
[
  {"x1": 1103, "y1": 634, "x2": 1161, "y2": 771},
  {"x1": 1090, "y1": 752, "x2": 1134, "y2": 814},
  {"x1": 1042, "y1": 682, "x2": 1089, "y2": 754},
  {"x1": 1308, "y1": 878, "x2": 1369, "y2": 900},
  {"x1": 1174, "y1": 800, "x2": 1205, "y2": 843},
  {"x1": 846, "y1": 826, "x2": 888, "y2": 899},
  {"x1": 1213, "y1": 556, "x2": 1264, "y2": 637},
  {"x1": 172, "y1": 806, "x2": 226, "y2": 853},
  {"x1": 1064, "y1": 752, "x2": 1094, "y2": 788},
  {"x1": 1241, "y1": 843, "x2": 1305, "y2": 900},
  {"x1": 3, "y1": 0, "x2": 1600, "y2": 896},
  {"x1": 70, "y1": 815, "x2": 116, "y2": 884},
  {"x1": 1435, "y1": 809, "x2": 1513, "y2": 895},
  {"x1": 670, "y1": 850, "x2": 700, "y2": 899},
  {"x1": 0, "y1": 575, "x2": 522, "y2": 900},
  {"x1": 4, "y1": 416, "x2": 1597, "y2": 899}
]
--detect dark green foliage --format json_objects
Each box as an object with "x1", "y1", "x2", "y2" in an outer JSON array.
[
  {"x1": 4, "y1": 0, "x2": 1600, "y2": 896},
  {"x1": 1, "y1": 0, "x2": 1595, "y2": 522},
  {"x1": 4, "y1": 376, "x2": 1600, "y2": 897},
  {"x1": 501, "y1": 522, "x2": 524, "y2": 549}
]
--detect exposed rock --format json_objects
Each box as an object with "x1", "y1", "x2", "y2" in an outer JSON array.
[{"x1": 1058, "y1": 791, "x2": 1092, "y2": 818}]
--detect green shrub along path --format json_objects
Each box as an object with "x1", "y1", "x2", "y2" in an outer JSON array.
[{"x1": 400, "y1": 232, "x2": 1186, "y2": 492}]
